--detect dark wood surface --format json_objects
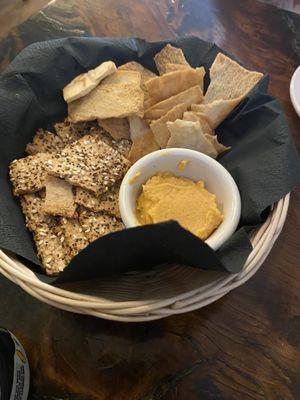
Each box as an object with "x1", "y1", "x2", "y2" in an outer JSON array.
[{"x1": 0, "y1": 1, "x2": 300, "y2": 399}]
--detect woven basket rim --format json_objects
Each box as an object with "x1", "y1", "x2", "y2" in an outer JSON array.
[{"x1": 0, "y1": 194, "x2": 289, "y2": 321}]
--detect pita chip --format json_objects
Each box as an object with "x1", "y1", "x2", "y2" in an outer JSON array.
[
  {"x1": 43, "y1": 176, "x2": 77, "y2": 218},
  {"x1": 128, "y1": 116, "x2": 150, "y2": 141},
  {"x1": 68, "y1": 82, "x2": 144, "y2": 121},
  {"x1": 101, "y1": 70, "x2": 141, "y2": 86},
  {"x1": 63, "y1": 61, "x2": 117, "y2": 103},
  {"x1": 166, "y1": 119, "x2": 217, "y2": 158},
  {"x1": 128, "y1": 131, "x2": 159, "y2": 164},
  {"x1": 119, "y1": 61, "x2": 156, "y2": 85},
  {"x1": 150, "y1": 103, "x2": 187, "y2": 148},
  {"x1": 205, "y1": 53, "x2": 263, "y2": 103},
  {"x1": 164, "y1": 63, "x2": 191, "y2": 73},
  {"x1": 144, "y1": 85, "x2": 203, "y2": 120},
  {"x1": 183, "y1": 111, "x2": 213, "y2": 135},
  {"x1": 154, "y1": 44, "x2": 190, "y2": 75},
  {"x1": 145, "y1": 67, "x2": 205, "y2": 104},
  {"x1": 98, "y1": 118, "x2": 130, "y2": 140},
  {"x1": 191, "y1": 100, "x2": 241, "y2": 129},
  {"x1": 205, "y1": 134, "x2": 230, "y2": 155}
]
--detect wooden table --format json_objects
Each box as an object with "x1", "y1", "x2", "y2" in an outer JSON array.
[{"x1": 0, "y1": 1, "x2": 299, "y2": 399}]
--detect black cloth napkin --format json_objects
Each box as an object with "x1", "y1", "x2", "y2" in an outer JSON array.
[{"x1": 0, "y1": 36, "x2": 299, "y2": 284}]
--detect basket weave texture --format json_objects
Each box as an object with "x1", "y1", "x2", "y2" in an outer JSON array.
[{"x1": 0, "y1": 195, "x2": 289, "y2": 322}]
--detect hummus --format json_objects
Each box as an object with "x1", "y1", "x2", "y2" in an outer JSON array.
[{"x1": 136, "y1": 172, "x2": 223, "y2": 240}]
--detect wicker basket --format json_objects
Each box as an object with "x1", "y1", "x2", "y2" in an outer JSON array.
[{"x1": 0, "y1": 194, "x2": 289, "y2": 322}]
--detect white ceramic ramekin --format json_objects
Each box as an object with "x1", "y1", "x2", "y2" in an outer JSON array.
[{"x1": 119, "y1": 148, "x2": 241, "y2": 250}]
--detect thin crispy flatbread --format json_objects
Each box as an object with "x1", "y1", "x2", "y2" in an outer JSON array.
[
  {"x1": 205, "y1": 53, "x2": 263, "y2": 103},
  {"x1": 164, "y1": 63, "x2": 191, "y2": 73},
  {"x1": 154, "y1": 44, "x2": 190, "y2": 75},
  {"x1": 63, "y1": 61, "x2": 117, "y2": 103},
  {"x1": 145, "y1": 68, "x2": 205, "y2": 104},
  {"x1": 205, "y1": 134, "x2": 230, "y2": 155},
  {"x1": 101, "y1": 70, "x2": 141, "y2": 86},
  {"x1": 183, "y1": 111, "x2": 213, "y2": 135},
  {"x1": 128, "y1": 116, "x2": 150, "y2": 141},
  {"x1": 128, "y1": 131, "x2": 160, "y2": 163},
  {"x1": 119, "y1": 61, "x2": 156, "y2": 85},
  {"x1": 191, "y1": 100, "x2": 240, "y2": 129},
  {"x1": 150, "y1": 103, "x2": 187, "y2": 148},
  {"x1": 144, "y1": 85, "x2": 203, "y2": 120},
  {"x1": 98, "y1": 118, "x2": 130, "y2": 140},
  {"x1": 166, "y1": 119, "x2": 217, "y2": 158},
  {"x1": 68, "y1": 82, "x2": 144, "y2": 121}
]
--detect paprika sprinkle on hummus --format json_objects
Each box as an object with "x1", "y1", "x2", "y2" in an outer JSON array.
[{"x1": 136, "y1": 172, "x2": 223, "y2": 240}]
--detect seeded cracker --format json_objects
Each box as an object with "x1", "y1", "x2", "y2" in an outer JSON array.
[
  {"x1": 75, "y1": 185, "x2": 121, "y2": 217},
  {"x1": 79, "y1": 209, "x2": 124, "y2": 242},
  {"x1": 45, "y1": 134, "x2": 130, "y2": 196},
  {"x1": 44, "y1": 176, "x2": 77, "y2": 218},
  {"x1": 9, "y1": 153, "x2": 52, "y2": 196},
  {"x1": 26, "y1": 129, "x2": 65, "y2": 155},
  {"x1": 20, "y1": 194, "x2": 68, "y2": 275},
  {"x1": 58, "y1": 218, "x2": 89, "y2": 259},
  {"x1": 54, "y1": 119, "x2": 95, "y2": 145}
]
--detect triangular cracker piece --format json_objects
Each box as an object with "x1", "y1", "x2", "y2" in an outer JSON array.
[
  {"x1": 63, "y1": 61, "x2": 117, "y2": 103},
  {"x1": 154, "y1": 44, "x2": 190, "y2": 75},
  {"x1": 101, "y1": 70, "x2": 141, "y2": 86},
  {"x1": 68, "y1": 82, "x2": 144, "y2": 122},
  {"x1": 183, "y1": 111, "x2": 214, "y2": 135},
  {"x1": 205, "y1": 134, "x2": 230, "y2": 155},
  {"x1": 44, "y1": 176, "x2": 77, "y2": 218},
  {"x1": 166, "y1": 119, "x2": 217, "y2": 158},
  {"x1": 191, "y1": 100, "x2": 240, "y2": 129},
  {"x1": 145, "y1": 68, "x2": 205, "y2": 104},
  {"x1": 98, "y1": 118, "x2": 130, "y2": 140},
  {"x1": 128, "y1": 131, "x2": 160, "y2": 164},
  {"x1": 150, "y1": 103, "x2": 187, "y2": 148},
  {"x1": 119, "y1": 61, "x2": 156, "y2": 84},
  {"x1": 144, "y1": 85, "x2": 203, "y2": 120},
  {"x1": 128, "y1": 116, "x2": 150, "y2": 141},
  {"x1": 164, "y1": 63, "x2": 191, "y2": 73}
]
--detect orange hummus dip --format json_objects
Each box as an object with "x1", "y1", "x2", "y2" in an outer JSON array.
[{"x1": 136, "y1": 172, "x2": 223, "y2": 240}]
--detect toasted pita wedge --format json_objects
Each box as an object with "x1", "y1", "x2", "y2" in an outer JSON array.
[
  {"x1": 164, "y1": 63, "x2": 191, "y2": 73},
  {"x1": 119, "y1": 61, "x2": 156, "y2": 85},
  {"x1": 205, "y1": 134, "x2": 230, "y2": 155},
  {"x1": 150, "y1": 103, "x2": 187, "y2": 148},
  {"x1": 154, "y1": 44, "x2": 190, "y2": 75},
  {"x1": 44, "y1": 176, "x2": 77, "y2": 218},
  {"x1": 145, "y1": 68, "x2": 205, "y2": 104},
  {"x1": 128, "y1": 131, "x2": 160, "y2": 163},
  {"x1": 63, "y1": 61, "x2": 117, "y2": 103},
  {"x1": 205, "y1": 53, "x2": 263, "y2": 103},
  {"x1": 166, "y1": 119, "x2": 217, "y2": 158},
  {"x1": 98, "y1": 118, "x2": 130, "y2": 140},
  {"x1": 191, "y1": 100, "x2": 240, "y2": 129},
  {"x1": 102, "y1": 70, "x2": 141, "y2": 86},
  {"x1": 183, "y1": 111, "x2": 213, "y2": 135},
  {"x1": 128, "y1": 116, "x2": 150, "y2": 141},
  {"x1": 68, "y1": 82, "x2": 144, "y2": 121},
  {"x1": 144, "y1": 85, "x2": 203, "y2": 120}
]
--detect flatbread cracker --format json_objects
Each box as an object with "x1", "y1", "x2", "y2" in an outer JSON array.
[
  {"x1": 44, "y1": 176, "x2": 77, "y2": 218},
  {"x1": 101, "y1": 70, "x2": 141, "y2": 86},
  {"x1": 58, "y1": 217, "x2": 89, "y2": 258},
  {"x1": 164, "y1": 63, "x2": 191, "y2": 73},
  {"x1": 45, "y1": 134, "x2": 130, "y2": 196},
  {"x1": 20, "y1": 194, "x2": 68, "y2": 275},
  {"x1": 79, "y1": 209, "x2": 124, "y2": 242},
  {"x1": 191, "y1": 100, "x2": 240, "y2": 129},
  {"x1": 119, "y1": 61, "x2": 156, "y2": 85},
  {"x1": 68, "y1": 82, "x2": 144, "y2": 122},
  {"x1": 166, "y1": 119, "x2": 217, "y2": 158},
  {"x1": 183, "y1": 111, "x2": 214, "y2": 135},
  {"x1": 54, "y1": 119, "x2": 95, "y2": 145},
  {"x1": 205, "y1": 53, "x2": 263, "y2": 103},
  {"x1": 9, "y1": 153, "x2": 51, "y2": 196},
  {"x1": 150, "y1": 103, "x2": 187, "y2": 148},
  {"x1": 75, "y1": 185, "x2": 120, "y2": 217},
  {"x1": 205, "y1": 134, "x2": 230, "y2": 155},
  {"x1": 128, "y1": 116, "x2": 150, "y2": 141},
  {"x1": 98, "y1": 118, "x2": 130, "y2": 140},
  {"x1": 145, "y1": 68, "x2": 205, "y2": 103},
  {"x1": 26, "y1": 129, "x2": 65, "y2": 155},
  {"x1": 144, "y1": 85, "x2": 203, "y2": 120},
  {"x1": 128, "y1": 131, "x2": 159, "y2": 164},
  {"x1": 63, "y1": 61, "x2": 117, "y2": 103},
  {"x1": 154, "y1": 44, "x2": 190, "y2": 75}
]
